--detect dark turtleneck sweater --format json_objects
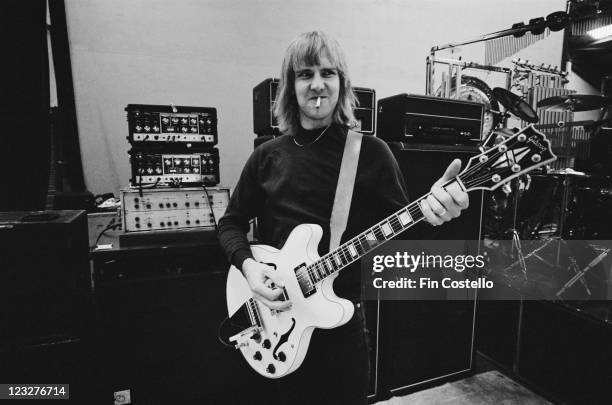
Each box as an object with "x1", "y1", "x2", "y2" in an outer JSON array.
[{"x1": 217, "y1": 123, "x2": 410, "y2": 302}]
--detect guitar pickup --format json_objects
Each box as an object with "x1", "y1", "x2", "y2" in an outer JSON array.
[{"x1": 270, "y1": 287, "x2": 290, "y2": 316}]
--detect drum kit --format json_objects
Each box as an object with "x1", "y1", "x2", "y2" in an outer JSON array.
[{"x1": 480, "y1": 87, "x2": 612, "y2": 301}]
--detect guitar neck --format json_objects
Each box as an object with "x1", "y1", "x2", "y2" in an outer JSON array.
[{"x1": 306, "y1": 178, "x2": 462, "y2": 284}]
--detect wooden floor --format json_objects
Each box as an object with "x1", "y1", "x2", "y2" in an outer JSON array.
[{"x1": 374, "y1": 371, "x2": 553, "y2": 405}]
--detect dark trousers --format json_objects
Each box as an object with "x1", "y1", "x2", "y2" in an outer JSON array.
[{"x1": 275, "y1": 303, "x2": 370, "y2": 405}]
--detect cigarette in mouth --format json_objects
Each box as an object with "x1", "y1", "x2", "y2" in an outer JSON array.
[{"x1": 316, "y1": 97, "x2": 321, "y2": 108}]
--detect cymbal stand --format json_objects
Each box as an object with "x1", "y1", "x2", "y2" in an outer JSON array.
[
  {"x1": 501, "y1": 178, "x2": 530, "y2": 279},
  {"x1": 499, "y1": 235, "x2": 557, "y2": 275},
  {"x1": 556, "y1": 248, "x2": 611, "y2": 298}
]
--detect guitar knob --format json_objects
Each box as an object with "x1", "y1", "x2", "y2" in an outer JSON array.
[
  {"x1": 532, "y1": 154, "x2": 541, "y2": 163},
  {"x1": 277, "y1": 352, "x2": 286, "y2": 362},
  {"x1": 251, "y1": 331, "x2": 261, "y2": 343},
  {"x1": 253, "y1": 351, "x2": 262, "y2": 361},
  {"x1": 262, "y1": 339, "x2": 271, "y2": 349},
  {"x1": 266, "y1": 364, "x2": 275, "y2": 374}
]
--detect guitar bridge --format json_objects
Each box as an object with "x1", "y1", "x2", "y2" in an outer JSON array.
[{"x1": 229, "y1": 326, "x2": 261, "y2": 349}]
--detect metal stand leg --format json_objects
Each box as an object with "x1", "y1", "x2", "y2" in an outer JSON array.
[
  {"x1": 499, "y1": 237, "x2": 557, "y2": 275},
  {"x1": 556, "y1": 248, "x2": 611, "y2": 298}
]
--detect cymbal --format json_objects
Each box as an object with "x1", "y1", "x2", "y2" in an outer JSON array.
[
  {"x1": 549, "y1": 168, "x2": 589, "y2": 177},
  {"x1": 492, "y1": 87, "x2": 539, "y2": 123},
  {"x1": 537, "y1": 94, "x2": 611, "y2": 112}
]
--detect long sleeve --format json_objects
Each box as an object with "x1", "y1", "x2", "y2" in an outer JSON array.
[{"x1": 217, "y1": 148, "x2": 265, "y2": 269}]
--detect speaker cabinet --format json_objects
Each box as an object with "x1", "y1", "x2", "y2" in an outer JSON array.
[
  {"x1": 379, "y1": 301, "x2": 476, "y2": 395},
  {"x1": 253, "y1": 78, "x2": 280, "y2": 136},
  {"x1": 0, "y1": 210, "x2": 93, "y2": 402},
  {"x1": 353, "y1": 87, "x2": 376, "y2": 135},
  {"x1": 376, "y1": 143, "x2": 482, "y2": 396},
  {"x1": 0, "y1": 210, "x2": 90, "y2": 346},
  {"x1": 91, "y1": 246, "x2": 273, "y2": 404}
]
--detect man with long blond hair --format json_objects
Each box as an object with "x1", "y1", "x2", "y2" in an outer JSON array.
[{"x1": 219, "y1": 31, "x2": 468, "y2": 404}]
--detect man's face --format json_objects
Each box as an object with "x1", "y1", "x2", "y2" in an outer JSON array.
[{"x1": 294, "y1": 56, "x2": 340, "y2": 129}]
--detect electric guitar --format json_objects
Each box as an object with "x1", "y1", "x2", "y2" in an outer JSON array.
[{"x1": 222, "y1": 124, "x2": 556, "y2": 378}]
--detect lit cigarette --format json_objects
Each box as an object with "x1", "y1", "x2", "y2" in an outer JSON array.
[{"x1": 316, "y1": 97, "x2": 321, "y2": 108}]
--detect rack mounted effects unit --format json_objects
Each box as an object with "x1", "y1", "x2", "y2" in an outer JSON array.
[
  {"x1": 125, "y1": 104, "x2": 218, "y2": 146},
  {"x1": 125, "y1": 104, "x2": 221, "y2": 187}
]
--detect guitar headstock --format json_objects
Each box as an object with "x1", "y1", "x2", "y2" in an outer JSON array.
[{"x1": 459, "y1": 125, "x2": 556, "y2": 192}]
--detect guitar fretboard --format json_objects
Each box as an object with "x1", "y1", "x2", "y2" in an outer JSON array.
[{"x1": 300, "y1": 187, "x2": 434, "y2": 290}]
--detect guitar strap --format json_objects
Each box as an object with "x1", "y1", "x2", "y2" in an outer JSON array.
[{"x1": 329, "y1": 130, "x2": 363, "y2": 251}]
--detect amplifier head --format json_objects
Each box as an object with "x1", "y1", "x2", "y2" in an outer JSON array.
[{"x1": 377, "y1": 94, "x2": 484, "y2": 145}]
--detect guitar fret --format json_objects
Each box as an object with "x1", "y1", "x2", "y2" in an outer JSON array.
[
  {"x1": 327, "y1": 260, "x2": 334, "y2": 274},
  {"x1": 381, "y1": 221, "x2": 393, "y2": 237},
  {"x1": 354, "y1": 237, "x2": 367, "y2": 255},
  {"x1": 389, "y1": 215, "x2": 403, "y2": 233},
  {"x1": 316, "y1": 263, "x2": 325, "y2": 279},
  {"x1": 333, "y1": 253, "x2": 342, "y2": 266},
  {"x1": 322, "y1": 260, "x2": 332, "y2": 275},
  {"x1": 348, "y1": 244, "x2": 358, "y2": 258},
  {"x1": 373, "y1": 225, "x2": 386, "y2": 240},
  {"x1": 307, "y1": 267, "x2": 316, "y2": 284},
  {"x1": 340, "y1": 248, "x2": 350, "y2": 264},
  {"x1": 398, "y1": 210, "x2": 412, "y2": 226}
]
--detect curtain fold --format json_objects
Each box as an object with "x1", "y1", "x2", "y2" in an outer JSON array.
[{"x1": 0, "y1": 0, "x2": 50, "y2": 211}]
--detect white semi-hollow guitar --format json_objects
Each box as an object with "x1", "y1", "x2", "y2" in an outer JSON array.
[{"x1": 222, "y1": 125, "x2": 555, "y2": 378}]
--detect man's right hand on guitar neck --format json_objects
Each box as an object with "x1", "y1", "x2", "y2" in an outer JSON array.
[{"x1": 242, "y1": 258, "x2": 293, "y2": 311}]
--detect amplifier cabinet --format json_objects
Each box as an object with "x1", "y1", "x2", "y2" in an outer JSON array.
[
  {"x1": 253, "y1": 78, "x2": 280, "y2": 136},
  {"x1": 373, "y1": 143, "x2": 482, "y2": 396},
  {"x1": 0, "y1": 210, "x2": 91, "y2": 347},
  {"x1": 253, "y1": 78, "x2": 376, "y2": 135},
  {"x1": 90, "y1": 244, "x2": 274, "y2": 403},
  {"x1": 377, "y1": 94, "x2": 484, "y2": 145},
  {"x1": 353, "y1": 87, "x2": 376, "y2": 135},
  {"x1": 387, "y1": 142, "x2": 483, "y2": 240}
]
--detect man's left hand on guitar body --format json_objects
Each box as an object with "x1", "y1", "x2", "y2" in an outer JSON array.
[{"x1": 420, "y1": 159, "x2": 470, "y2": 226}]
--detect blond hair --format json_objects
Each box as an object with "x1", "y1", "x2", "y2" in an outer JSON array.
[{"x1": 273, "y1": 31, "x2": 358, "y2": 136}]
